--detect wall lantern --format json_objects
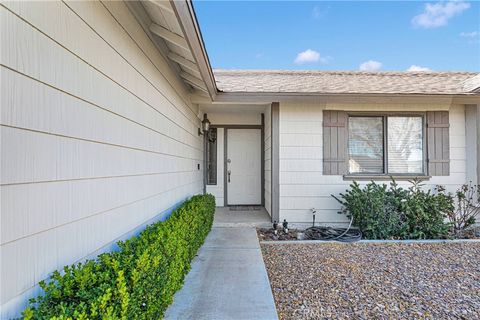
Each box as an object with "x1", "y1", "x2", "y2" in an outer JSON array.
[{"x1": 198, "y1": 114, "x2": 211, "y2": 136}]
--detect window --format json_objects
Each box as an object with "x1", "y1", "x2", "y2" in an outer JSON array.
[
  {"x1": 348, "y1": 117, "x2": 384, "y2": 174},
  {"x1": 348, "y1": 115, "x2": 424, "y2": 175},
  {"x1": 206, "y1": 128, "x2": 217, "y2": 185}
]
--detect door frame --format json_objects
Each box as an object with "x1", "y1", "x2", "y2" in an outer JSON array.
[{"x1": 211, "y1": 114, "x2": 265, "y2": 206}]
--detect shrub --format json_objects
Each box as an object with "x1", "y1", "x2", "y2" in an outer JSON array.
[
  {"x1": 333, "y1": 179, "x2": 452, "y2": 239},
  {"x1": 23, "y1": 194, "x2": 216, "y2": 320},
  {"x1": 402, "y1": 182, "x2": 452, "y2": 239},
  {"x1": 447, "y1": 182, "x2": 479, "y2": 237}
]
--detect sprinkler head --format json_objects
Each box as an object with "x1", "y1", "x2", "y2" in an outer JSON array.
[
  {"x1": 273, "y1": 220, "x2": 278, "y2": 235},
  {"x1": 283, "y1": 219, "x2": 289, "y2": 234}
]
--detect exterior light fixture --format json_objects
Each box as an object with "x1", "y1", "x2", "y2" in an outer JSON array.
[
  {"x1": 273, "y1": 220, "x2": 278, "y2": 235},
  {"x1": 198, "y1": 114, "x2": 211, "y2": 136}
]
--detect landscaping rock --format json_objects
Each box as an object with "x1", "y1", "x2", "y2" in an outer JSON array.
[{"x1": 261, "y1": 242, "x2": 480, "y2": 319}]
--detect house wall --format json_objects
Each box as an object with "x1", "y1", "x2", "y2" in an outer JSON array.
[
  {"x1": 278, "y1": 102, "x2": 468, "y2": 224},
  {"x1": 0, "y1": 2, "x2": 203, "y2": 317}
]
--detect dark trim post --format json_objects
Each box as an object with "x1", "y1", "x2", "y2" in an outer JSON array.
[
  {"x1": 261, "y1": 113, "x2": 265, "y2": 207},
  {"x1": 223, "y1": 128, "x2": 228, "y2": 205},
  {"x1": 271, "y1": 102, "x2": 280, "y2": 223},
  {"x1": 465, "y1": 105, "x2": 478, "y2": 184},
  {"x1": 203, "y1": 113, "x2": 207, "y2": 195},
  {"x1": 477, "y1": 104, "x2": 480, "y2": 187}
]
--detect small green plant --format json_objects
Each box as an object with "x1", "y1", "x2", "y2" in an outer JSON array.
[
  {"x1": 402, "y1": 181, "x2": 452, "y2": 239},
  {"x1": 333, "y1": 179, "x2": 453, "y2": 240},
  {"x1": 23, "y1": 194, "x2": 216, "y2": 319},
  {"x1": 447, "y1": 182, "x2": 479, "y2": 237}
]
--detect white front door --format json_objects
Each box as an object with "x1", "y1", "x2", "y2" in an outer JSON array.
[{"x1": 226, "y1": 129, "x2": 262, "y2": 205}]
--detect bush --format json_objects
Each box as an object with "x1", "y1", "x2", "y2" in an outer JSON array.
[
  {"x1": 23, "y1": 194, "x2": 216, "y2": 320},
  {"x1": 447, "y1": 182, "x2": 479, "y2": 237},
  {"x1": 332, "y1": 179, "x2": 452, "y2": 239}
]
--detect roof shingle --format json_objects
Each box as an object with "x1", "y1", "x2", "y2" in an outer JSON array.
[{"x1": 214, "y1": 70, "x2": 479, "y2": 95}]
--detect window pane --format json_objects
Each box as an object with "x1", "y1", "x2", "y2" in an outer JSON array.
[
  {"x1": 207, "y1": 128, "x2": 217, "y2": 185},
  {"x1": 348, "y1": 117, "x2": 384, "y2": 174},
  {"x1": 387, "y1": 117, "x2": 423, "y2": 174}
]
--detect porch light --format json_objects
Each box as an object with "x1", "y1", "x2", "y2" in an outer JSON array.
[{"x1": 198, "y1": 114, "x2": 211, "y2": 136}]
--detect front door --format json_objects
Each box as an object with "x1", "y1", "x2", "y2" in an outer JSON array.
[{"x1": 226, "y1": 129, "x2": 262, "y2": 205}]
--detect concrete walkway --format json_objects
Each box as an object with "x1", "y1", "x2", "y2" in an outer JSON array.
[
  {"x1": 165, "y1": 226, "x2": 278, "y2": 320},
  {"x1": 213, "y1": 207, "x2": 272, "y2": 228}
]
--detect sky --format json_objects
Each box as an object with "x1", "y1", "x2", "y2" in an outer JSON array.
[{"x1": 193, "y1": 1, "x2": 480, "y2": 71}]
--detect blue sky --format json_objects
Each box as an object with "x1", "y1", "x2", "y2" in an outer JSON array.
[{"x1": 194, "y1": 1, "x2": 480, "y2": 71}]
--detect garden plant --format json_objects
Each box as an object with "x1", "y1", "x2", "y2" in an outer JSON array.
[
  {"x1": 332, "y1": 179, "x2": 459, "y2": 239},
  {"x1": 446, "y1": 182, "x2": 479, "y2": 237},
  {"x1": 22, "y1": 194, "x2": 216, "y2": 320}
]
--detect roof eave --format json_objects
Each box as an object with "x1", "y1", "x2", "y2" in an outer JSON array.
[
  {"x1": 171, "y1": 0, "x2": 218, "y2": 100},
  {"x1": 191, "y1": 91, "x2": 480, "y2": 105}
]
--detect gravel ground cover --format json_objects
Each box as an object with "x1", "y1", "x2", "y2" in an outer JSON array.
[{"x1": 261, "y1": 242, "x2": 480, "y2": 319}]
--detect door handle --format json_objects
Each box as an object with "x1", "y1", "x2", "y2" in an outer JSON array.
[{"x1": 227, "y1": 170, "x2": 231, "y2": 183}]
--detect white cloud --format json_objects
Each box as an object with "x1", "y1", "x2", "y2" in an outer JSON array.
[
  {"x1": 407, "y1": 65, "x2": 432, "y2": 72},
  {"x1": 359, "y1": 60, "x2": 382, "y2": 71},
  {"x1": 460, "y1": 31, "x2": 479, "y2": 38},
  {"x1": 294, "y1": 49, "x2": 329, "y2": 64},
  {"x1": 412, "y1": 1, "x2": 470, "y2": 28},
  {"x1": 312, "y1": 5, "x2": 328, "y2": 19}
]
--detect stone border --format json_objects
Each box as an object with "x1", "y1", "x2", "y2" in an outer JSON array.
[{"x1": 260, "y1": 239, "x2": 480, "y2": 245}]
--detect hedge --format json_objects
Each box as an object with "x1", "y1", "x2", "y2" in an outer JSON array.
[{"x1": 23, "y1": 194, "x2": 216, "y2": 320}]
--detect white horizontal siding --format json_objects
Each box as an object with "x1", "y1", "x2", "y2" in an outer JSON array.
[
  {"x1": 1, "y1": 67, "x2": 201, "y2": 159},
  {"x1": 280, "y1": 209, "x2": 345, "y2": 224},
  {"x1": 0, "y1": 2, "x2": 202, "y2": 316},
  {"x1": 1, "y1": 126, "x2": 199, "y2": 185},
  {"x1": 1, "y1": 171, "x2": 200, "y2": 245},
  {"x1": 278, "y1": 102, "x2": 467, "y2": 224},
  {"x1": 280, "y1": 146, "x2": 322, "y2": 159}
]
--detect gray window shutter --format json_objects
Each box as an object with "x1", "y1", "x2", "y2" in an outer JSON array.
[
  {"x1": 323, "y1": 110, "x2": 348, "y2": 175},
  {"x1": 426, "y1": 111, "x2": 450, "y2": 176}
]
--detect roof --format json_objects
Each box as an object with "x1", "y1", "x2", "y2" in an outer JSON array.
[
  {"x1": 214, "y1": 70, "x2": 479, "y2": 95},
  {"x1": 463, "y1": 74, "x2": 480, "y2": 93},
  {"x1": 128, "y1": 0, "x2": 217, "y2": 99}
]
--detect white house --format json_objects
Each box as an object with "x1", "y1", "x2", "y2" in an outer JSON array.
[{"x1": 1, "y1": 1, "x2": 479, "y2": 317}]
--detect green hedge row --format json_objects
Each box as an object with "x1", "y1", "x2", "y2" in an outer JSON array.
[{"x1": 23, "y1": 194, "x2": 216, "y2": 320}]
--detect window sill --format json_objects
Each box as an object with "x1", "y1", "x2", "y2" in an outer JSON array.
[{"x1": 343, "y1": 175, "x2": 431, "y2": 181}]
